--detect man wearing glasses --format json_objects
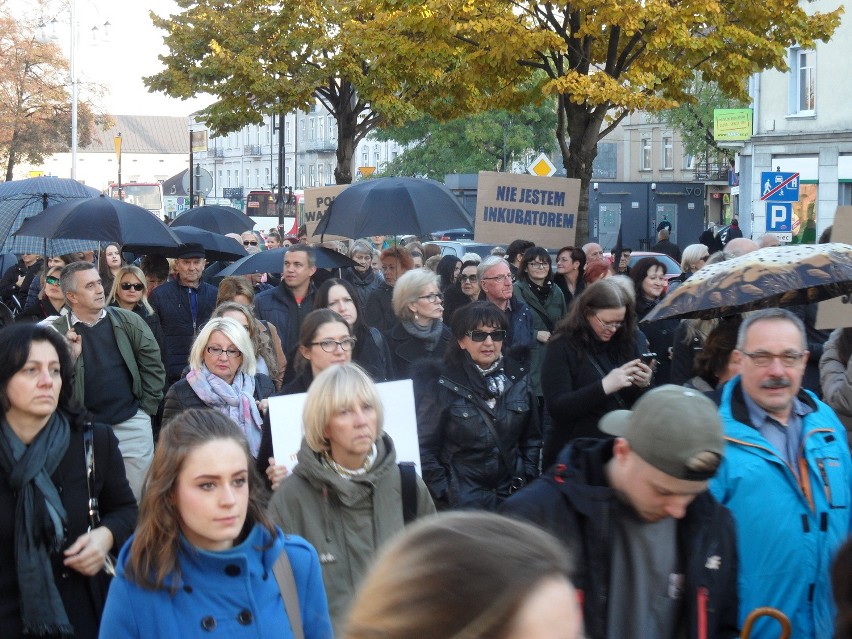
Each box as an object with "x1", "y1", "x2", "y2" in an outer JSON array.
[
  {"x1": 710, "y1": 308, "x2": 852, "y2": 639},
  {"x1": 476, "y1": 256, "x2": 534, "y2": 363}
]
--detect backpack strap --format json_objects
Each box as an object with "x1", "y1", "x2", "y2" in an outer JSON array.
[
  {"x1": 398, "y1": 462, "x2": 418, "y2": 524},
  {"x1": 272, "y1": 548, "x2": 304, "y2": 639}
]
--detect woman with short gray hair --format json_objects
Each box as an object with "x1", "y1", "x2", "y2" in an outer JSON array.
[{"x1": 385, "y1": 269, "x2": 451, "y2": 379}]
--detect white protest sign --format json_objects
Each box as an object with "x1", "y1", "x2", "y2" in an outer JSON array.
[
  {"x1": 303, "y1": 185, "x2": 349, "y2": 242},
  {"x1": 267, "y1": 379, "x2": 422, "y2": 473},
  {"x1": 473, "y1": 171, "x2": 581, "y2": 249},
  {"x1": 816, "y1": 206, "x2": 852, "y2": 330}
]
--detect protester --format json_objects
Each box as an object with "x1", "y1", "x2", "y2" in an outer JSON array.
[
  {"x1": 99, "y1": 409, "x2": 333, "y2": 639},
  {"x1": 0, "y1": 252, "x2": 43, "y2": 313},
  {"x1": 139, "y1": 254, "x2": 170, "y2": 297},
  {"x1": 436, "y1": 255, "x2": 462, "y2": 292},
  {"x1": 582, "y1": 242, "x2": 605, "y2": 263},
  {"x1": 316, "y1": 278, "x2": 393, "y2": 381},
  {"x1": 682, "y1": 317, "x2": 741, "y2": 395},
  {"x1": 343, "y1": 512, "x2": 581, "y2": 639},
  {"x1": 24, "y1": 252, "x2": 79, "y2": 308},
  {"x1": 820, "y1": 326, "x2": 852, "y2": 440},
  {"x1": 441, "y1": 259, "x2": 480, "y2": 323},
  {"x1": 0, "y1": 323, "x2": 136, "y2": 638},
  {"x1": 385, "y1": 268, "x2": 451, "y2": 379},
  {"x1": 725, "y1": 218, "x2": 743, "y2": 242},
  {"x1": 211, "y1": 302, "x2": 283, "y2": 390},
  {"x1": 583, "y1": 258, "x2": 613, "y2": 285},
  {"x1": 477, "y1": 256, "x2": 534, "y2": 360},
  {"x1": 413, "y1": 301, "x2": 540, "y2": 511},
  {"x1": 267, "y1": 363, "x2": 435, "y2": 632},
  {"x1": 553, "y1": 246, "x2": 586, "y2": 309},
  {"x1": 107, "y1": 265, "x2": 165, "y2": 354},
  {"x1": 342, "y1": 239, "x2": 382, "y2": 310},
  {"x1": 614, "y1": 247, "x2": 632, "y2": 275},
  {"x1": 54, "y1": 261, "x2": 165, "y2": 501},
  {"x1": 98, "y1": 242, "x2": 125, "y2": 295},
  {"x1": 650, "y1": 227, "x2": 682, "y2": 263},
  {"x1": 710, "y1": 308, "x2": 852, "y2": 638},
  {"x1": 723, "y1": 237, "x2": 758, "y2": 258},
  {"x1": 631, "y1": 256, "x2": 678, "y2": 385},
  {"x1": 150, "y1": 244, "x2": 218, "y2": 385},
  {"x1": 17, "y1": 264, "x2": 66, "y2": 322},
  {"x1": 667, "y1": 243, "x2": 710, "y2": 294},
  {"x1": 256, "y1": 308, "x2": 353, "y2": 487},
  {"x1": 506, "y1": 239, "x2": 535, "y2": 276},
  {"x1": 502, "y1": 385, "x2": 739, "y2": 639},
  {"x1": 541, "y1": 278, "x2": 652, "y2": 468},
  {"x1": 364, "y1": 246, "x2": 413, "y2": 333},
  {"x1": 161, "y1": 317, "x2": 273, "y2": 458}
]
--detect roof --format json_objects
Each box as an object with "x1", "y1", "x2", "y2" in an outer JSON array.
[{"x1": 81, "y1": 115, "x2": 189, "y2": 154}]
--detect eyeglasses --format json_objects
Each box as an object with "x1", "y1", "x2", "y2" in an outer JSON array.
[
  {"x1": 418, "y1": 292, "x2": 444, "y2": 303},
  {"x1": 45, "y1": 275, "x2": 60, "y2": 285},
  {"x1": 206, "y1": 346, "x2": 242, "y2": 359},
  {"x1": 594, "y1": 315, "x2": 624, "y2": 331},
  {"x1": 481, "y1": 273, "x2": 515, "y2": 283},
  {"x1": 459, "y1": 274, "x2": 478, "y2": 283},
  {"x1": 311, "y1": 337, "x2": 357, "y2": 352},
  {"x1": 466, "y1": 329, "x2": 506, "y2": 342},
  {"x1": 120, "y1": 282, "x2": 145, "y2": 291},
  {"x1": 243, "y1": 240, "x2": 258, "y2": 246},
  {"x1": 527, "y1": 261, "x2": 550, "y2": 269},
  {"x1": 740, "y1": 350, "x2": 805, "y2": 367}
]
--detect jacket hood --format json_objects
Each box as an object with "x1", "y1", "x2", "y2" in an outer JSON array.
[{"x1": 293, "y1": 432, "x2": 398, "y2": 507}]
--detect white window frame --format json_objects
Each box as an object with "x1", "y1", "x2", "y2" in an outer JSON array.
[
  {"x1": 788, "y1": 46, "x2": 816, "y2": 116},
  {"x1": 662, "y1": 135, "x2": 673, "y2": 170},
  {"x1": 640, "y1": 137, "x2": 652, "y2": 171}
]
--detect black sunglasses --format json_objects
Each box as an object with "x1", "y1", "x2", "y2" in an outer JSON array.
[
  {"x1": 45, "y1": 275, "x2": 60, "y2": 285},
  {"x1": 120, "y1": 282, "x2": 145, "y2": 291},
  {"x1": 466, "y1": 329, "x2": 506, "y2": 342},
  {"x1": 243, "y1": 240, "x2": 258, "y2": 246}
]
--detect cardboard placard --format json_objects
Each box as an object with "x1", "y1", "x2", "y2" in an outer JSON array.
[
  {"x1": 816, "y1": 206, "x2": 852, "y2": 330},
  {"x1": 303, "y1": 185, "x2": 349, "y2": 242},
  {"x1": 267, "y1": 379, "x2": 422, "y2": 474},
  {"x1": 473, "y1": 171, "x2": 581, "y2": 249}
]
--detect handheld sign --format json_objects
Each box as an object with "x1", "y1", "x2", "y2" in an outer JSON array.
[
  {"x1": 267, "y1": 379, "x2": 423, "y2": 474},
  {"x1": 474, "y1": 171, "x2": 581, "y2": 249},
  {"x1": 816, "y1": 206, "x2": 852, "y2": 329},
  {"x1": 303, "y1": 185, "x2": 349, "y2": 241}
]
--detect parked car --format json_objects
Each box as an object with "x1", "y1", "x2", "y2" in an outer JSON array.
[
  {"x1": 604, "y1": 251, "x2": 683, "y2": 284},
  {"x1": 430, "y1": 228, "x2": 475, "y2": 241},
  {"x1": 425, "y1": 240, "x2": 503, "y2": 259}
]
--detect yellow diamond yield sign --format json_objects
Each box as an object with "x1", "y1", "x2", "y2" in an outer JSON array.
[{"x1": 528, "y1": 153, "x2": 557, "y2": 177}]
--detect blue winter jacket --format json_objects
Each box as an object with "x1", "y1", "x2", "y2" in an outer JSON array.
[
  {"x1": 99, "y1": 524, "x2": 333, "y2": 639},
  {"x1": 710, "y1": 377, "x2": 852, "y2": 639}
]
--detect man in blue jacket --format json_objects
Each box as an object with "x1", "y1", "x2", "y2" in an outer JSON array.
[
  {"x1": 477, "y1": 256, "x2": 534, "y2": 364},
  {"x1": 501, "y1": 385, "x2": 739, "y2": 639},
  {"x1": 710, "y1": 308, "x2": 852, "y2": 638}
]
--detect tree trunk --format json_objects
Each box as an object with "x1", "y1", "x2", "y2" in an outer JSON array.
[
  {"x1": 332, "y1": 82, "x2": 358, "y2": 185},
  {"x1": 5, "y1": 128, "x2": 18, "y2": 182}
]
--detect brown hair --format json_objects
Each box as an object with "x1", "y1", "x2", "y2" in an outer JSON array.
[
  {"x1": 343, "y1": 512, "x2": 574, "y2": 639},
  {"x1": 125, "y1": 409, "x2": 274, "y2": 591},
  {"x1": 217, "y1": 276, "x2": 255, "y2": 306},
  {"x1": 380, "y1": 246, "x2": 414, "y2": 271},
  {"x1": 292, "y1": 308, "x2": 351, "y2": 373}
]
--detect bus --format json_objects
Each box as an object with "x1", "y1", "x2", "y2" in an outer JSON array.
[
  {"x1": 245, "y1": 189, "x2": 302, "y2": 236},
  {"x1": 109, "y1": 182, "x2": 165, "y2": 218}
]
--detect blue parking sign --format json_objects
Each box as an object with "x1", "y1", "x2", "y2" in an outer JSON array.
[{"x1": 766, "y1": 202, "x2": 793, "y2": 232}]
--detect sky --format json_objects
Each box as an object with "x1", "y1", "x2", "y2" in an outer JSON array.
[{"x1": 16, "y1": 0, "x2": 212, "y2": 117}]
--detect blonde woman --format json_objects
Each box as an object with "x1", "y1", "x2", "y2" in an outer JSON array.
[{"x1": 107, "y1": 265, "x2": 164, "y2": 354}]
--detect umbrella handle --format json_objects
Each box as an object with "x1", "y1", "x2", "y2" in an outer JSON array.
[{"x1": 740, "y1": 607, "x2": 791, "y2": 639}]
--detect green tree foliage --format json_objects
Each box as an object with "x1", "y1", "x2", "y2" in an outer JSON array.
[
  {"x1": 376, "y1": 102, "x2": 556, "y2": 179},
  {"x1": 359, "y1": 0, "x2": 842, "y2": 241}
]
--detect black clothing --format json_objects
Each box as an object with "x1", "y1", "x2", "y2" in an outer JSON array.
[
  {"x1": 353, "y1": 323, "x2": 394, "y2": 382},
  {"x1": 0, "y1": 258, "x2": 43, "y2": 313},
  {"x1": 412, "y1": 356, "x2": 541, "y2": 511},
  {"x1": 635, "y1": 296, "x2": 678, "y2": 386},
  {"x1": 553, "y1": 275, "x2": 584, "y2": 311},
  {"x1": 17, "y1": 298, "x2": 64, "y2": 323},
  {"x1": 441, "y1": 284, "x2": 473, "y2": 324},
  {"x1": 500, "y1": 439, "x2": 740, "y2": 639},
  {"x1": 364, "y1": 281, "x2": 396, "y2": 333},
  {"x1": 257, "y1": 369, "x2": 313, "y2": 483},
  {"x1": 540, "y1": 329, "x2": 648, "y2": 468},
  {"x1": 342, "y1": 268, "x2": 381, "y2": 311},
  {"x1": 384, "y1": 321, "x2": 451, "y2": 381},
  {"x1": 650, "y1": 238, "x2": 682, "y2": 263}
]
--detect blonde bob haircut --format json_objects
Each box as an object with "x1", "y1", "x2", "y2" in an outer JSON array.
[
  {"x1": 189, "y1": 316, "x2": 257, "y2": 376},
  {"x1": 107, "y1": 265, "x2": 155, "y2": 314},
  {"x1": 391, "y1": 268, "x2": 440, "y2": 322},
  {"x1": 302, "y1": 362, "x2": 384, "y2": 453}
]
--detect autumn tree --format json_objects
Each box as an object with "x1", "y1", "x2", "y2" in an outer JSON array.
[
  {"x1": 358, "y1": 0, "x2": 842, "y2": 241},
  {"x1": 377, "y1": 100, "x2": 557, "y2": 179},
  {"x1": 0, "y1": 10, "x2": 72, "y2": 180},
  {"x1": 145, "y1": 0, "x2": 421, "y2": 185}
]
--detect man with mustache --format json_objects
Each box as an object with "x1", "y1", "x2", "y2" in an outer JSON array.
[{"x1": 710, "y1": 308, "x2": 852, "y2": 639}]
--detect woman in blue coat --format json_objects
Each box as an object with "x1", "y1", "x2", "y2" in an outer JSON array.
[{"x1": 99, "y1": 409, "x2": 332, "y2": 639}]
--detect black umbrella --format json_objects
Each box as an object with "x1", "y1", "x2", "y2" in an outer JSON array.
[
  {"x1": 12, "y1": 195, "x2": 180, "y2": 248},
  {"x1": 170, "y1": 205, "x2": 255, "y2": 234},
  {"x1": 216, "y1": 246, "x2": 356, "y2": 277},
  {"x1": 315, "y1": 177, "x2": 472, "y2": 239},
  {"x1": 125, "y1": 226, "x2": 247, "y2": 261}
]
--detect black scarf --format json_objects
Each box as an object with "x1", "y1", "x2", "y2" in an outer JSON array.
[
  {"x1": 0, "y1": 412, "x2": 72, "y2": 636},
  {"x1": 525, "y1": 279, "x2": 553, "y2": 306}
]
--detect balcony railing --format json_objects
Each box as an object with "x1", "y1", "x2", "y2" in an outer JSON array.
[
  {"x1": 693, "y1": 163, "x2": 730, "y2": 182},
  {"x1": 243, "y1": 145, "x2": 263, "y2": 156}
]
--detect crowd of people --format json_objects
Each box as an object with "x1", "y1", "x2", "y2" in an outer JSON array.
[{"x1": 1, "y1": 223, "x2": 851, "y2": 639}]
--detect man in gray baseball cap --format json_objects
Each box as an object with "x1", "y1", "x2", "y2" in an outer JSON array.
[{"x1": 501, "y1": 385, "x2": 739, "y2": 639}]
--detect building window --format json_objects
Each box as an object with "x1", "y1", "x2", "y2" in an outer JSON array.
[
  {"x1": 265, "y1": 167, "x2": 270, "y2": 188},
  {"x1": 789, "y1": 47, "x2": 816, "y2": 115},
  {"x1": 328, "y1": 116, "x2": 336, "y2": 139},
  {"x1": 362, "y1": 152, "x2": 368, "y2": 166},
  {"x1": 226, "y1": 170, "x2": 231, "y2": 187},
  {"x1": 318, "y1": 117, "x2": 324, "y2": 141},
  {"x1": 310, "y1": 118, "x2": 316, "y2": 141},
  {"x1": 840, "y1": 183, "x2": 852, "y2": 206},
  {"x1": 255, "y1": 169, "x2": 260, "y2": 187},
  {"x1": 662, "y1": 136, "x2": 673, "y2": 170},
  {"x1": 318, "y1": 164, "x2": 324, "y2": 185},
  {"x1": 640, "y1": 137, "x2": 652, "y2": 171},
  {"x1": 683, "y1": 154, "x2": 695, "y2": 170}
]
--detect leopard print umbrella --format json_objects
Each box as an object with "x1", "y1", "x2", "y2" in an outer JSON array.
[{"x1": 640, "y1": 243, "x2": 852, "y2": 322}]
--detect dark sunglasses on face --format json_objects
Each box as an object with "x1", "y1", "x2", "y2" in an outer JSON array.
[
  {"x1": 243, "y1": 240, "x2": 258, "y2": 246},
  {"x1": 459, "y1": 274, "x2": 478, "y2": 283},
  {"x1": 121, "y1": 282, "x2": 145, "y2": 291},
  {"x1": 45, "y1": 276, "x2": 60, "y2": 285},
  {"x1": 466, "y1": 329, "x2": 506, "y2": 342}
]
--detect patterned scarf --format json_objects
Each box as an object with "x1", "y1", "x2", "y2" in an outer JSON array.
[
  {"x1": 186, "y1": 366, "x2": 263, "y2": 456},
  {"x1": 0, "y1": 412, "x2": 72, "y2": 636},
  {"x1": 462, "y1": 353, "x2": 508, "y2": 409}
]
